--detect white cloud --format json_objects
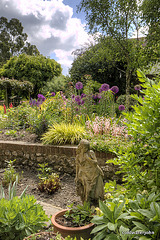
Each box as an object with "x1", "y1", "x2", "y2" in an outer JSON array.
[{"x1": 0, "y1": 0, "x2": 92, "y2": 75}]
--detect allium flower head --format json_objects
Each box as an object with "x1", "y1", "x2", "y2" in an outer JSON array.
[
  {"x1": 75, "y1": 95, "x2": 81, "y2": 102},
  {"x1": 134, "y1": 85, "x2": 141, "y2": 91},
  {"x1": 110, "y1": 86, "x2": 119, "y2": 94},
  {"x1": 101, "y1": 83, "x2": 110, "y2": 91},
  {"x1": 51, "y1": 92, "x2": 55, "y2": 97},
  {"x1": 75, "y1": 81, "x2": 83, "y2": 90},
  {"x1": 119, "y1": 105, "x2": 125, "y2": 111},
  {"x1": 37, "y1": 94, "x2": 46, "y2": 102}
]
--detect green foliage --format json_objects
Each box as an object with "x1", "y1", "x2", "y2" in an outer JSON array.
[
  {"x1": 69, "y1": 37, "x2": 126, "y2": 95},
  {"x1": 91, "y1": 198, "x2": 130, "y2": 240},
  {"x1": 37, "y1": 163, "x2": 60, "y2": 194},
  {"x1": 109, "y1": 70, "x2": 160, "y2": 196},
  {"x1": 64, "y1": 202, "x2": 94, "y2": 227},
  {"x1": 0, "y1": 77, "x2": 33, "y2": 106},
  {"x1": 0, "y1": 179, "x2": 48, "y2": 240},
  {"x1": 41, "y1": 74, "x2": 68, "y2": 96},
  {"x1": 0, "y1": 54, "x2": 62, "y2": 97},
  {"x1": 116, "y1": 95, "x2": 138, "y2": 111},
  {"x1": 91, "y1": 192, "x2": 160, "y2": 239},
  {"x1": 41, "y1": 123, "x2": 86, "y2": 145},
  {"x1": 0, "y1": 17, "x2": 39, "y2": 67},
  {"x1": 2, "y1": 159, "x2": 22, "y2": 187}
]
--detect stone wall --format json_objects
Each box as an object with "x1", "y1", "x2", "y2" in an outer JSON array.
[{"x1": 0, "y1": 140, "x2": 122, "y2": 182}]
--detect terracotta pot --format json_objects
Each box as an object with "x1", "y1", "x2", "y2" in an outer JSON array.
[
  {"x1": 51, "y1": 209, "x2": 94, "y2": 240},
  {"x1": 23, "y1": 231, "x2": 64, "y2": 240}
]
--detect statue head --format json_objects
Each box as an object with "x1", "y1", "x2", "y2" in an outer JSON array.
[{"x1": 77, "y1": 139, "x2": 90, "y2": 153}]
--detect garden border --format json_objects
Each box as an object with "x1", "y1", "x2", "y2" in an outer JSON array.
[{"x1": 0, "y1": 140, "x2": 122, "y2": 181}]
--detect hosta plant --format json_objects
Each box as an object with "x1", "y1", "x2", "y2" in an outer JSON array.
[{"x1": 41, "y1": 123, "x2": 86, "y2": 145}]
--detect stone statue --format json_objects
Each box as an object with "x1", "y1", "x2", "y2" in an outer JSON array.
[{"x1": 75, "y1": 139, "x2": 104, "y2": 205}]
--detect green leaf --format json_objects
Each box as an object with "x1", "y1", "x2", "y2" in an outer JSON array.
[
  {"x1": 99, "y1": 201, "x2": 113, "y2": 222},
  {"x1": 91, "y1": 224, "x2": 108, "y2": 234},
  {"x1": 114, "y1": 200, "x2": 125, "y2": 219},
  {"x1": 132, "y1": 221, "x2": 149, "y2": 231},
  {"x1": 107, "y1": 222, "x2": 118, "y2": 231},
  {"x1": 104, "y1": 232, "x2": 119, "y2": 240}
]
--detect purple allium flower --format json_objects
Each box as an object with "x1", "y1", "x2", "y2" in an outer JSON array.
[
  {"x1": 37, "y1": 94, "x2": 46, "y2": 102},
  {"x1": 101, "y1": 83, "x2": 110, "y2": 91},
  {"x1": 75, "y1": 95, "x2": 81, "y2": 102},
  {"x1": 134, "y1": 85, "x2": 141, "y2": 91},
  {"x1": 119, "y1": 105, "x2": 125, "y2": 111},
  {"x1": 110, "y1": 86, "x2": 119, "y2": 94},
  {"x1": 75, "y1": 81, "x2": 83, "y2": 90},
  {"x1": 81, "y1": 93, "x2": 86, "y2": 98},
  {"x1": 51, "y1": 92, "x2": 55, "y2": 97}
]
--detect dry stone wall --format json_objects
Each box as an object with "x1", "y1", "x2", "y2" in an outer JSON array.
[{"x1": 0, "y1": 140, "x2": 122, "y2": 182}]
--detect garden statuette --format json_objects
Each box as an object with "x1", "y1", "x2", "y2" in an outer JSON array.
[{"x1": 75, "y1": 139, "x2": 104, "y2": 205}]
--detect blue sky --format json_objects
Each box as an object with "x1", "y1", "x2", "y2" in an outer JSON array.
[{"x1": 0, "y1": 0, "x2": 92, "y2": 75}]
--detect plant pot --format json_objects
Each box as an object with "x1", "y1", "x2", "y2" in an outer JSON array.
[
  {"x1": 51, "y1": 209, "x2": 94, "y2": 240},
  {"x1": 23, "y1": 231, "x2": 64, "y2": 240}
]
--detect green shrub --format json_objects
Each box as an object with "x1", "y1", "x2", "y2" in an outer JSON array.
[
  {"x1": 0, "y1": 179, "x2": 48, "y2": 240},
  {"x1": 109, "y1": 70, "x2": 160, "y2": 196},
  {"x1": 41, "y1": 123, "x2": 86, "y2": 145}
]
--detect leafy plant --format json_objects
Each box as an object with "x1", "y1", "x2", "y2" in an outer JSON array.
[
  {"x1": 41, "y1": 123, "x2": 86, "y2": 145},
  {"x1": 109, "y1": 70, "x2": 160, "y2": 196},
  {"x1": 5, "y1": 129, "x2": 17, "y2": 137},
  {"x1": 0, "y1": 178, "x2": 48, "y2": 240},
  {"x1": 91, "y1": 198, "x2": 130, "y2": 240},
  {"x1": 64, "y1": 202, "x2": 95, "y2": 227},
  {"x1": 37, "y1": 163, "x2": 60, "y2": 194},
  {"x1": 2, "y1": 159, "x2": 22, "y2": 187}
]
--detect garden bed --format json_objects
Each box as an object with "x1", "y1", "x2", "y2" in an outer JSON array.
[{"x1": 0, "y1": 168, "x2": 82, "y2": 209}]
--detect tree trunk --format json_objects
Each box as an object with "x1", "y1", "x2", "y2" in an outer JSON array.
[{"x1": 125, "y1": 68, "x2": 131, "y2": 110}]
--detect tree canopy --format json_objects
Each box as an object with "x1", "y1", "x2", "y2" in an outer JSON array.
[
  {"x1": 69, "y1": 36, "x2": 127, "y2": 95},
  {"x1": 77, "y1": 0, "x2": 158, "y2": 107},
  {"x1": 0, "y1": 54, "x2": 62, "y2": 97},
  {"x1": 0, "y1": 17, "x2": 40, "y2": 67}
]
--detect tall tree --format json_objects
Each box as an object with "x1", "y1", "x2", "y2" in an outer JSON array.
[
  {"x1": 0, "y1": 17, "x2": 39, "y2": 67},
  {"x1": 142, "y1": 0, "x2": 160, "y2": 62},
  {"x1": 0, "y1": 54, "x2": 62, "y2": 97},
  {"x1": 77, "y1": 0, "x2": 146, "y2": 107},
  {"x1": 69, "y1": 36, "x2": 127, "y2": 95}
]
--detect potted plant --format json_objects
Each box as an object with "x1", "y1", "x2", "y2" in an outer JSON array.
[{"x1": 51, "y1": 202, "x2": 95, "y2": 240}]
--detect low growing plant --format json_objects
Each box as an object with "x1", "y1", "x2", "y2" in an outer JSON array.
[
  {"x1": 37, "y1": 163, "x2": 61, "y2": 194},
  {"x1": 41, "y1": 123, "x2": 86, "y2": 145},
  {"x1": 2, "y1": 159, "x2": 22, "y2": 187},
  {"x1": 0, "y1": 178, "x2": 48, "y2": 240},
  {"x1": 64, "y1": 202, "x2": 95, "y2": 227}
]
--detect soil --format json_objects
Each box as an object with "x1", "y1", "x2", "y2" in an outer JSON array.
[
  {"x1": 0, "y1": 169, "x2": 81, "y2": 209},
  {"x1": 0, "y1": 129, "x2": 82, "y2": 209},
  {"x1": 0, "y1": 129, "x2": 41, "y2": 143},
  {"x1": 24, "y1": 231, "x2": 63, "y2": 240}
]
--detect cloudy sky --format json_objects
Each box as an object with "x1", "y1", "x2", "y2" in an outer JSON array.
[{"x1": 0, "y1": 0, "x2": 92, "y2": 75}]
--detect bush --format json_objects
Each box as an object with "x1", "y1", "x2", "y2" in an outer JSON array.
[
  {"x1": 0, "y1": 179, "x2": 48, "y2": 240},
  {"x1": 109, "y1": 70, "x2": 160, "y2": 196},
  {"x1": 41, "y1": 123, "x2": 86, "y2": 145}
]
